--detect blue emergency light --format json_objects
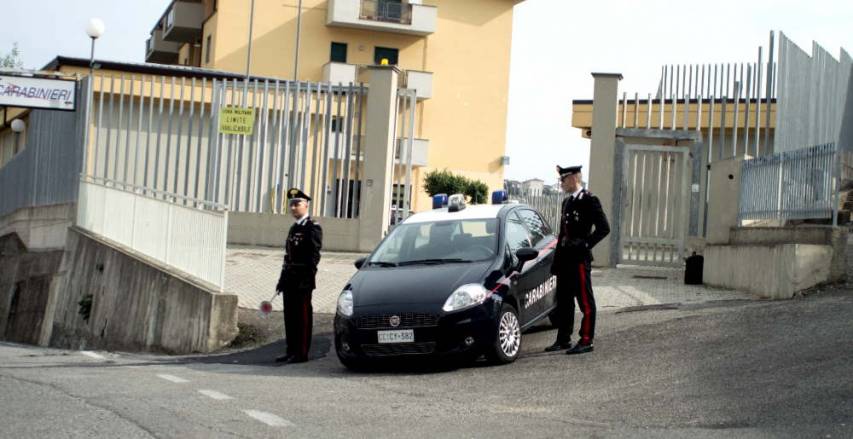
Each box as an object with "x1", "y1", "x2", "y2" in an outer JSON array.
[
  {"x1": 432, "y1": 194, "x2": 448, "y2": 209},
  {"x1": 491, "y1": 190, "x2": 508, "y2": 205}
]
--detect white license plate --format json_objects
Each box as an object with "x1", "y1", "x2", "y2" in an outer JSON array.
[{"x1": 377, "y1": 330, "x2": 414, "y2": 344}]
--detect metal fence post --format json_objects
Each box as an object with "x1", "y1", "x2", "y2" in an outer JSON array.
[{"x1": 833, "y1": 143, "x2": 840, "y2": 226}]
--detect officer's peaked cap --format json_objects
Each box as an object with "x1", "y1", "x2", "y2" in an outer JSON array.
[
  {"x1": 287, "y1": 188, "x2": 311, "y2": 202},
  {"x1": 557, "y1": 165, "x2": 582, "y2": 178}
]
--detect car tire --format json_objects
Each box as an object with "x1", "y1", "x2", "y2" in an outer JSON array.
[
  {"x1": 337, "y1": 353, "x2": 368, "y2": 372},
  {"x1": 335, "y1": 336, "x2": 368, "y2": 371},
  {"x1": 486, "y1": 303, "x2": 522, "y2": 364}
]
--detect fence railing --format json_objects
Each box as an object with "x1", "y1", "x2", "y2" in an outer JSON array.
[
  {"x1": 86, "y1": 74, "x2": 370, "y2": 219},
  {"x1": 738, "y1": 143, "x2": 840, "y2": 224},
  {"x1": 774, "y1": 32, "x2": 852, "y2": 154},
  {"x1": 506, "y1": 189, "x2": 565, "y2": 231},
  {"x1": 360, "y1": 0, "x2": 413, "y2": 25},
  {"x1": 76, "y1": 176, "x2": 228, "y2": 289}
]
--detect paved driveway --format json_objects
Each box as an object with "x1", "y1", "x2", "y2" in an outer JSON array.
[{"x1": 226, "y1": 246, "x2": 755, "y2": 313}]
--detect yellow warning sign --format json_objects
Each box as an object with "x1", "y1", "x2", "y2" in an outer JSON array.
[{"x1": 219, "y1": 107, "x2": 255, "y2": 135}]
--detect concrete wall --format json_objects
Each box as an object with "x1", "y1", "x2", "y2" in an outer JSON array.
[
  {"x1": 704, "y1": 243, "x2": 833, "y2": 299},
  {"x1": 729, "y1": 226, "x2": 848, "y2": 283},
  {"x1": 0, "y1": 203, "x2": 76, "y2": 251},
  {"x1": 706, "y1": 157, "x2": 745, "y2": 245},
  {"x1": 0, "y1": 233, "x2": 64, "y2": 346},
  {"x1": 228, "y1": 212, "x2": 362, "y2": 252},
  {"x1": 49, "y1": 227, "x2": 238, "y2": 354}
]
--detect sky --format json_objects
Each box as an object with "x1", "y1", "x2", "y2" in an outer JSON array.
[{"x1": 2, "y1": 0, "x2": 853, "y2": 183}]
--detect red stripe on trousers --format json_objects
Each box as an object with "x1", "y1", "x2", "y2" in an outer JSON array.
[{"x1": 578, "y1": 262, "x2": 591, "y2": 342}]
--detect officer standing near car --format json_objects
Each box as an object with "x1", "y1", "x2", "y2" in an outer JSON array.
[
  {"x1": 275, "y1": 188, "x2": 323, "y2": 364},
  {"x1": 545, "y1": 165, "x2": 610, "y2": 355}
]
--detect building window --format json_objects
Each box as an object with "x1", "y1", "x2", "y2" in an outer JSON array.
[
  {"x1": 374, "y1": 46, "x2": 399, "y2": 65},
  {"x1": 331, "y1": 116, "x2": 346, "y2": 133},
  {"x1": 330, "y1": 42, "x2": 348, "y2": 63},
  {"x1": 204, "y1": 35, "x2": 212, "y2": 64}
]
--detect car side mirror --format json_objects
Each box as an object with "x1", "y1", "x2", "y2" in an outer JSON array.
[
  {"x1": 515, "y1": 248, "x2": 538, "y2": 265},
  {"x1": 354, "y1": 257, "x2": 367, "y2": 269}
]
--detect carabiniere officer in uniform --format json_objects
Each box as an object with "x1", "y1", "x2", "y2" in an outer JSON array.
[
  {"x1": 275, "y1": 188, "x2": 323, "y2": 364},
  {"x1": 545, "y1": 165, "x2": 610, "y2": 355}
]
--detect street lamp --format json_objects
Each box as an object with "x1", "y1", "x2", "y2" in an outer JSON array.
[
  {"x1": 10, "y1": 118, "x2": 25, "y2": 154},
  {"x1": 84, "y1": 18, "x2": 104, "y2": 176},
  {"x1": 86, "y1": 18, "x2": 105, "y2": 77}
]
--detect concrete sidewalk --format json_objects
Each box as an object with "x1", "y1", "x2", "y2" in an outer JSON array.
[{"x1": 226, "y1": 246, "x2": 756, "y2": 314}]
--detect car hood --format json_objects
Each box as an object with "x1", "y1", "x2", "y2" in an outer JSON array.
[{"x1": 351, "y1": 261, "x2": 493, "y2": 307}]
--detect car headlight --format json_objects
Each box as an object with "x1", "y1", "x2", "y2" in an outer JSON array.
[
  {"x1": 442, "y1": 284, "x2": 489, "y2": 312},
  {"x1": 337, "y1": 289, "x2": 354, "y2": 317}
]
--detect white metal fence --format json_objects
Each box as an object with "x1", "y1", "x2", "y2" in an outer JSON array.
[
  {"x1": 505, "y1": 188, "x2": 564, "y2": 231},
  {"x1": 738, "y1": 143, "x2": 840, "y2": 224},
  {"x1": 77, "y1": 176, "x2": 228, "y2": 288},
  {"x1": 775, "y1": 33, "x2": 852, "y2": 154},
  {"x1": 87, "y1": 74, "x2": 371, "y2": 218}
]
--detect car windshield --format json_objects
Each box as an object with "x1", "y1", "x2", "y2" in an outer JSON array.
[{"x1": 368, "y1": 219, "x2": 499, "y2": 266}]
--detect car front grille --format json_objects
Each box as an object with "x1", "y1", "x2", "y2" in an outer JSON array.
[
  {"x1": 356, "y1": 312, "x2": 438, "y2": 329},
  {"x1": 361, "y1": 342, "x2": 437, "y2": 357}
]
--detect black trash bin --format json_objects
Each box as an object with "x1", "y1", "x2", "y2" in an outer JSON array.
[{"x1": 684, "y1": 252, "x2": 704, "y2": 285}]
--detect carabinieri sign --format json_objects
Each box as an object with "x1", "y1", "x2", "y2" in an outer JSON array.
[{"x1": 0, "y1": 74, "x2": 77, "y2": 111}]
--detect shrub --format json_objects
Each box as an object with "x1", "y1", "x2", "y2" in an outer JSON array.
[{"x1": 423, "y1": 169, "x2": 489, "y2": 205}]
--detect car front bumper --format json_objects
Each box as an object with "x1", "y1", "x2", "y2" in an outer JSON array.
[{"x1": 334, "y1": 300, "x2": 501, "y2": 360}]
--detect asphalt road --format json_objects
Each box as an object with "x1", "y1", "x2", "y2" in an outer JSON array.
[{"x1": 1, "y1": 288, "x2": 851, "y2": 438}]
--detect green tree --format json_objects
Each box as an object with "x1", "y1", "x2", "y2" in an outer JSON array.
[
  {"x1": 464, "y1": 180, "x2": 489, "y2": 205},
  {"x1": 423, "y1": 169, "x2": 490, "y2": 205},
  {"x1": 1, "y1": 42, "x2": 24, "y2": 69},
  {"x1": 423, "y1": 169, "x2": 467, "y2": 197}
]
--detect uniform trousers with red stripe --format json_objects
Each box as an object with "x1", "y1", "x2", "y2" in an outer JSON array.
[
  {"x1": 554, "y1": 262, "x2": 596, "y2": 346},
  {"x1": 283, "y1": 289, "x2": 313, "y2": 359}
]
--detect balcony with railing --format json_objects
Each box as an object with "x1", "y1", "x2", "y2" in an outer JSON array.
[
  {"x1": 402, "y1": 70, "x2": 433, "y2": 100},
  {"x1": 145, "y1": 29, "x2": 181, "y2": 64},
  {"x1": 327, "y1": 0, "x2": 437, "y2": 36},
  {"x1": 323, "y1": 62, "x2": 359, "y2": 85},
  {"x1": 163, "y1": 0, "x2": 205, "y2": 43}
]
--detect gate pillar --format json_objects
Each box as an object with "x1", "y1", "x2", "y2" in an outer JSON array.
[{"x1": 589, "y1": 72, "x2": 622, "y2": 267}]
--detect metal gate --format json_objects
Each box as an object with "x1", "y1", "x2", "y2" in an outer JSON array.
[{"x1": 620, "y1": 144, "x2": 690, "y2": 266}]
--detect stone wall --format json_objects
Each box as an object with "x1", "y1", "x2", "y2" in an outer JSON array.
[
  {"x1": 228, "y1": 212, "x2": 362, "y2": 252},
  {"x1": 48, "y1": 227, "x2": 238, "y2": 354},
  {"x1": 0, "y1": 234, "x2": 63, "y2": 345},
  {"x1": 704, "y1": 243, "x2": 833, "y2": 299},
  {"x1": 729, "y1": 226, "x2": 848, "y2": 283}
]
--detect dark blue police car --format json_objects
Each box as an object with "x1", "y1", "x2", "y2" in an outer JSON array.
[{"x1": 334, "y1": 193, "x2": 560, "y2": 369}]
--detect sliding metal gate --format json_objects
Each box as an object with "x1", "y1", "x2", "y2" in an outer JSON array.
[{"x1": 620, "y1": 144, "x2": 690, "y2": 266}]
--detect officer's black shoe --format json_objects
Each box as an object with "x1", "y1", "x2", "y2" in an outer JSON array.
[
  {"x1": 565, "y1": 343, "x2": 594, "y2": 355},
  {"x1": 275, "y1": 354, "x2": 294, "y2": 363},
  {"x1": 286, "y1": 356, "x2": 309, "y2": 364},
  {"x1": 544, "y1": 341, "x2": 572, "y2": 352}
]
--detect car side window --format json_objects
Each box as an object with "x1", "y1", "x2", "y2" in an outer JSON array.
[
  {"x1": 516, "y1": 209, "x2": 551, "y2": 247},
  {"x1": 505, "y1": 214, "x2": 532, "y2": 254}
]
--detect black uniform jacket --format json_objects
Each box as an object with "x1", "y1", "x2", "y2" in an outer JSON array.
[
  {"x1": 277, "y1": 217, "x2": 323, "y2": 291},
  {"x1": 551, "y1": 189, "x2": 610, "y2": 272}
]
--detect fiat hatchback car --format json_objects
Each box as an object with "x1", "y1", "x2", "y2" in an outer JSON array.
[{"x1": 334, "y1": 194, "x2": 560, "y2": 369}]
